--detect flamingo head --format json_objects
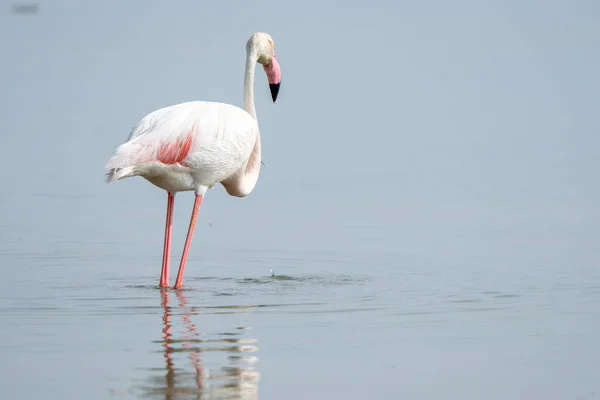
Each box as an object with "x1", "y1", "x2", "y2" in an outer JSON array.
[{"x1": 248, "y1": 32, "x2": 281, "y2": 103}]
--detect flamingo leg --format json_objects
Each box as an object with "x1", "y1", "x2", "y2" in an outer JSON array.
[
  {"x1": 174, "y1": 194, "x2": 203, "y2": 289},
  {"x1": 160, "y1": 192, "x2": 175, "y2": 288}
]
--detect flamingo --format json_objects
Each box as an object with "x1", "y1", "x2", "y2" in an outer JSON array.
[{"x1": 104, "y1": 32, "x2": 282, "y2": 289}]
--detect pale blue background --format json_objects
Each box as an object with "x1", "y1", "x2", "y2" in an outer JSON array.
[{"x1": 1, "y1": 1, "x2": 599, "y2": 399}]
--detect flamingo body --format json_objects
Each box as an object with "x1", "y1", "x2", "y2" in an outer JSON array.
[
  {"x1": 106, "y1": 101, "x2": 259, "y2": 196},
  {"x1": 105, "y1": 32, "x2": 281, "y2": 289}
]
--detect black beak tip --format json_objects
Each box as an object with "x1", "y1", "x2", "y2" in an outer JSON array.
[{"x1": 269, "y1": 82, "x2": 280, "y2": 103}]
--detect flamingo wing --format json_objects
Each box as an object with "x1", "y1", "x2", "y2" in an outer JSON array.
[{"x1": 105, "y1": 101, "x2": 257, "y2": 183}]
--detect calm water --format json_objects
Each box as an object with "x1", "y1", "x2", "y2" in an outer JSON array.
[{"x1": 2, "y1": 195, "x2": 600, "y2": 399}]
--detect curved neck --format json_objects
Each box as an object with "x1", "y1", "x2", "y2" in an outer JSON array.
[
  {"x1": 221, "y1": 48, "x2": 262, "y2": 198},
  {"x1": 244, "y1": 49, "x2": 258, "y2": 119}
]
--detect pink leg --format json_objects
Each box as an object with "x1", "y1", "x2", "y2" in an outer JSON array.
[
  {"x1": 160, "y1": 192, "x2": 175, "y2": 288},
  {"x1": 173, "y1": 194, "x2": 203, "y2": 289}
]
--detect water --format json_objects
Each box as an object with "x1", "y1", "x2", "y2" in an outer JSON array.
[{"x1": 2, "y1": 226, "x2": 600, "y2": 399}]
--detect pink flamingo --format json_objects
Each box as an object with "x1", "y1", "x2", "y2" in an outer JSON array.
[{"x1": 105, "y1": 32, "x2": 281, "y2": 289}]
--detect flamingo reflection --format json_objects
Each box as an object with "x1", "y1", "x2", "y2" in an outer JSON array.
[
  {"x1": 160, "y1": 289, "x2": 204, "y2": 397},
  {"x1": 146, "y1": 290, "x2": 260, "y2": 399}
]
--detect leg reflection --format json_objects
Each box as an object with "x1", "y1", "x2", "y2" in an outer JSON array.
[
  {"x1": 160, "y1": 289, "x2": 176, "y2": 399},
  {"x1": 176, "y1": 290, "x2": 204, "y2": 391},
  {"x1": 150, "y1": 290, "x2": 260, "y2": 399}
]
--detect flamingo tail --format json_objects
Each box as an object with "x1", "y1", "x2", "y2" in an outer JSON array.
[
  {"x1": 105, "y1": 142, "x2": 149, "y2": 183},
  {"x1": 105, "y1": 165, "x2": 136, "y2": 183}
]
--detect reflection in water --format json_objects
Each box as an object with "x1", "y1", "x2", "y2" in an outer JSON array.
[{"x1": 139, "y1": 290, "x2": 260, "y2": 399}]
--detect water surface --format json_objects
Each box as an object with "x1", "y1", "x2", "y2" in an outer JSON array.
[{"x1": 2, "y1": 239, "x2": 600, "y2": 399}]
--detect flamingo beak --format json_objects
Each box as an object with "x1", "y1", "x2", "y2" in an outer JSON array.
[
  {"x1": 264, "y1": 56, "x2": 281, "y2": 103},
  {"x1": 269, "y1": 82, "x2": 280, "y2": 103}
]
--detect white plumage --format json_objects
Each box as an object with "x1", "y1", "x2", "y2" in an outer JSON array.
[
  {"x1": 105, "y1": 101, "x2": 259, "y2": 195},
  {"x1": 104, "y1": 32, "x2": 282, "y2": 289}
]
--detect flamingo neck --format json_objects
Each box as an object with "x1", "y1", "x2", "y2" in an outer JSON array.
[
  {"x1": 244, "y1": 49, "x2": 258, "y2": 119},
  {"x1": 221, "y1": 47, "x2": 262, "y2": 197}
]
